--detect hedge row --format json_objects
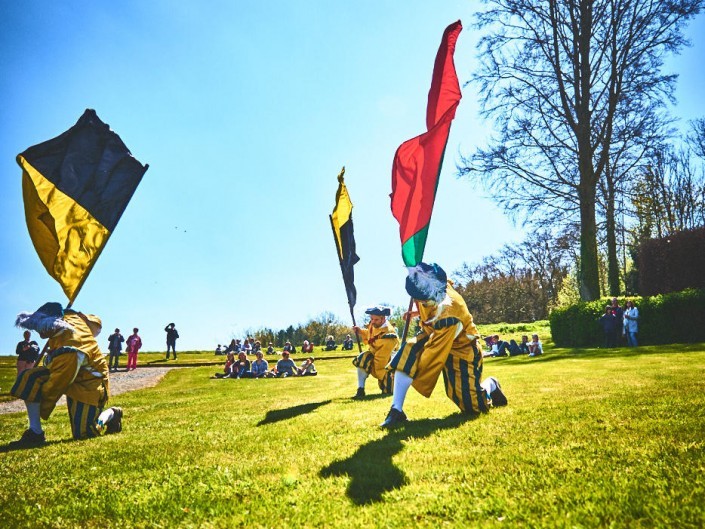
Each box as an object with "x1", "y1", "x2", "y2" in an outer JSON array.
[
  {"x1": 638, "y1": 227, "x2": 705, "y2": 295},
  {"x1": 549, "y1": 288, "x2": 705, "y2": 347}
]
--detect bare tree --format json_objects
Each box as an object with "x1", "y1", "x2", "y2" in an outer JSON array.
[{"x1": 459, "y1": 0, "x2": 703, "y2": 300}]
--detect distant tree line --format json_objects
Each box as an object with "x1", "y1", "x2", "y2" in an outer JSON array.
[
  {"x1": 242, "y1": 312, "x2": 352, "y2": 348},
  {"x1": 453, "y1": 231, "x2": 572, "y2": 323}
]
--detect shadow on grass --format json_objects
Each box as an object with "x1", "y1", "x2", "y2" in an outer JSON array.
[
  {"x1": 319, "y1": 413, "x2": 471, "y2": 505},
  {"x1": 490, "y1": 342, "x2": 704, "y2": 367},
  {"x1": 257, "y1": 400, "x2": 332, "y2": 426},
  {"x1": 0, "y1": 437, "x2": 74, "y2": 454}
]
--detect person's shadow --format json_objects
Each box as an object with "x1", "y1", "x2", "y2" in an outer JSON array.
[
  {"x1": 319, "y1": 413, "x2": 471, "y2": 505},
  {"x1": 256, "y1": 400, "x2": 332, "y2": 426}
]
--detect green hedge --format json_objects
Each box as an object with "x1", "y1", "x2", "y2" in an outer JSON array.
[{"x1": 549, "y1": 288, "x2": 705, "y2": 347}]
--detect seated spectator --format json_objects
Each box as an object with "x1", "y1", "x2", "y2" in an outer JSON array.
[
  {"x1": 528, "y1": 334, "x2": 543, "y2": 356},
  {"x1": 242, "y1": 339, "x2": 253, "y2": 355},
  {"x1": 301, "y1": 339, "x2": 314, "y2": 354},
  {"x1": 226, "y1": 339, "x2": 240, "y2": 354},
  {"x1": 506, "y1": 335, "x2": 530, "y2": 356},
  {"x1": 599, "y1": 306, "x2": 618, "y2": 348},
  {"x1": 215, "y1": 344, "x2": 225, "y2": 356},
  {"x1": 283, "y1": 341, "x2": 296, "y2": 354},
  {"x1": 297, "y1": 357, "x2": 318, "y2": 376},
  {"x1": 273, "y1": 351, "x2": 297, "y2": 377},
  {"x1": 214, "y1": 352, "x2": 236, "y2": 378},
  {"x1": 252, "y1": 340, "x2": 262, "y2": 354},
  {"x1": 483, "y1": 335, "x2": 510, "y2": 357},
  {"x1": 324, "y1": 335, "x2": 337, "y2": 351},
  {"x1": 342, "y1": 334, "x2": 354, "y2": 351},
  {"x1": 251, "y1": 351, "x2": 271, "y2": 378},
  {"x1": 266, "y1": 342, "x2": 275, "y2": 355},
  {"x1": 231, "y1": 352, "x2": 252, "y2": 378}
]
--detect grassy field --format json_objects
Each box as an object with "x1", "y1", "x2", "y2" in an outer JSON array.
[{"x1": 1, "y1": 341, "x2": 704, "y2": 528}]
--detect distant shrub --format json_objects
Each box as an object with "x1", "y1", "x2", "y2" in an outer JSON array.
[
  {"x1": 638, "y1": 228, "x2": 705, "y2": 295},
  {"x1": 549, "y1": 289, "x2": 705, "y2": 347}
]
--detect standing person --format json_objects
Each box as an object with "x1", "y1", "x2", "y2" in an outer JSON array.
[
  {"x1": 164, "y1": 323, "x2": 179, "y2": 360},
  {"x1": 599, "y1": 306, "x2": 618, "y2": 348},
  {"x1": 126, "y1": 328, "x2": 142, "y2": 370},
  {"x1": 16, "y1": 330, "x2": 40, "y2": 375},
  {"x1": 623, "y1": 300, "x2": 639, "y2": 347},
  {"x1": 107, "y1": 328, "x2": 124, "y2": 372},
  {"x1": 610, "y1": 297, "x2": 624, "y2": 343},
  {"x1": 351, "y1": 306, "x2": 400, "y2": 399},
  {"x1": 382, "y1": 263, "x2": 507, "y2": 429},
  {"x1": 8, "y1": 302, "x2": 122, "y2": 447}
]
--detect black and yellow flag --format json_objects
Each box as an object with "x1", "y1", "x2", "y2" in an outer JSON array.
[
  {"x1": 17, "y1": 109, "x2": 148, "y2": 303},
  {"x1": 330, "y1": 167, "x2": 360, "y2": 309}
]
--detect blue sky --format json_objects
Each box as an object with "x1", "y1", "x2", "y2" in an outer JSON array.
[{"x1": 1, "y1": 1, "x2": 703, "y2": 354}]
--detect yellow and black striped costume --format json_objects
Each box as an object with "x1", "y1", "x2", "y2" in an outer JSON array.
[
  {"x1": 387, "y1": 282, "x2": 489, "y2": 415},
  {"x1": 11, "y1": 310, "x2": 110, "y2": 439},
  {"x1": 352, "y1": 320, "x2": 400, "y2": 394}
]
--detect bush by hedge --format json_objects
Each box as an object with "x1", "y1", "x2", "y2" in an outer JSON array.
[{"x1": 549, "y1": 288, "x2": 705, "y2": 347}]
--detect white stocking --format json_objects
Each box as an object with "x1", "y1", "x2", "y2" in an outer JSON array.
[
  {"x1": 356, "y1": 368, "x2": 368, "y2": 389},
  {"x1": 26, "y1": 402, "x2": 43, "y2": 434},
  {"x1": 391, "y1": 370, "x2": 413, "y2": 412}
]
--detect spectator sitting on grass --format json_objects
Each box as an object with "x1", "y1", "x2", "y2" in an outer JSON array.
[
  {"x1": 507, "y1": 335, "x2": 530, "y2": 356},
  {"x1": 232, "y1": 352, "x2": 252, "y2": 378},
  {"x1": 273, "y1": 350, "x2": 297, "y2": 377},
  {"x1": 266, "y1": 342, "x2": 275, "y2": 355},
  {"x1": 302, "y1": 339, "x2": 314, "y2": 354},
  {"x1": 297, "y1": 357, "x2": 318, "y2": 376},
  {"x1": 528, "y1": 334, "x2": 543, "y2": 356},
  {"x1": 325, "y1": 335, "x2": 337, "y2": 351},
  {"x1": 283, "y1": 341, "x2": 296, "y2": 354},
  {"x1": 215, "y1": 352, "x2": 236, "y2": 378},
  {"x1": 226, "y1": 339, "x2": 240, "y2": 354},
  {"x1": 342, "y1": 334, "x2": 354, "y2": 351},
  {"x1": 252, "y1": 340, "x2": 262, "y2": 354},
  {"x1": 483, "y1": 335, "x2": 510, "y2": 357},
  {"x1": 251, "y1": 351, "x2": 270, "y2": 378}
]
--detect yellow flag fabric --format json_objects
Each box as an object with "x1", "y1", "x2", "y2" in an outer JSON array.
[
  {"x1": 17, "y1": 109, "x2": 148, "y2": 303},
  {"x1": 20, "y1": 155, "x2": 110, "y2": 301},
  {"x1": 330, "y1": 167, "x2": 360, "y2": 308}
]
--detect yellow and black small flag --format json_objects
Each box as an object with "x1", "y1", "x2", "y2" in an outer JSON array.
[
  {"x1": 17, "y1": 109, "x2": 148, "y2": 303},
  {"x1": 330, "y1": 167, "x2": 360, "y2": 308}
]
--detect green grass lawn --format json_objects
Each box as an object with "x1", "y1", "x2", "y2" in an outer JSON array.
[{"x1": 1, "y1": 342, "x2": 704, "y2": 528}]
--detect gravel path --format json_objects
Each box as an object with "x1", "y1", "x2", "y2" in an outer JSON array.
[{"x1": 0, "y1": 367, "x2": 177, "y2": 415}]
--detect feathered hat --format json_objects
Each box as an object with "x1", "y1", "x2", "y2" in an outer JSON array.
[
  {"x1": 365, "y1": 305, "x2": 391, "y2": 317},
  {"x1": 405, "y1": 263, "x2": 447, "y2": 303},
  {"x1": 15, "y1": 302, "x2": 74, "y2": 335}
]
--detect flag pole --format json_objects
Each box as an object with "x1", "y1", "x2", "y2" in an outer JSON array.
[{"x1": 329, "y1": 214, "x2": 363, "y2": 353}]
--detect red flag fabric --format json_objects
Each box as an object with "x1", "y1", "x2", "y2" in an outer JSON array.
[{"x1": 390, "y1": 20, "x2": 462, "y2": 267}]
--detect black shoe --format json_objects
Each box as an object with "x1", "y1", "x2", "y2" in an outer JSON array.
[
  {"x1": 105, "y1": 407, "x2": 123, "y2": 434},
  {"x1": 9, "y1": 428, "x2": 46, "y2": 448},
  {"x1": 352, "y1": 388, "x2": 366, "y2": 400},
  {"x1": 380, "y1": 407, "x2": 407, "y2": 428},
  {"x1": 489, "y1": 377, "x2": 508, "y2": 407}
]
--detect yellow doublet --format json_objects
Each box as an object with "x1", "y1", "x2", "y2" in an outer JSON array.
[
  {"x1": 41, "y1": 311, "x2": 110, "y2": 420},
  {"x1": 389, "y1": 281, "x2": 487, "y2": 416},
  {"x1": 355, "y1": 320, "x2": 400, "y2": 381}
]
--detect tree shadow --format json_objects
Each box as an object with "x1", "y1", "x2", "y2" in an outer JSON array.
[
  {"x1": 319, "y1": 413, "x2": 471, "y2": 505},
  {"x1": 257, "y1": 400, "x2": 332, "y2": 426}
]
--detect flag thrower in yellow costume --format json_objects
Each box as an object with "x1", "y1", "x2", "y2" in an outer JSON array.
[
  {"x1": 351, "y1": 306, "x2": 400, "y2": 398},
  {"x1": 381, "y1": 263, "x2": 508, "y2": 429},
  {"x1": 8, "y1": 302, "x2": 123, "y2": 448}
]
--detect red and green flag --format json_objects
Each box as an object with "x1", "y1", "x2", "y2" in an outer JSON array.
[{"x1": 390, "y1": 20, "x2": 462, "y2": 266}]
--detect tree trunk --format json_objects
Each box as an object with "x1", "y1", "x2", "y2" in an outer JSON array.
[
  {"x1": 578, "y1": 184, "x2": 601, "y2": 301},
  {"x1": 605, "y1": 175, "x2": 621, "y2": 295}
]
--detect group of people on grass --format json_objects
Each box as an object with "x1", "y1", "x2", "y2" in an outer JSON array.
[
  {"x1": 599, "y1": 297, "x2": 640, "y2": 348},
  {"x1": 482, "y1": 334, "x2": 543, "y2": 358},
  {"x1": 213, "y1": 350, "x2": 317, "y2": 379}
]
